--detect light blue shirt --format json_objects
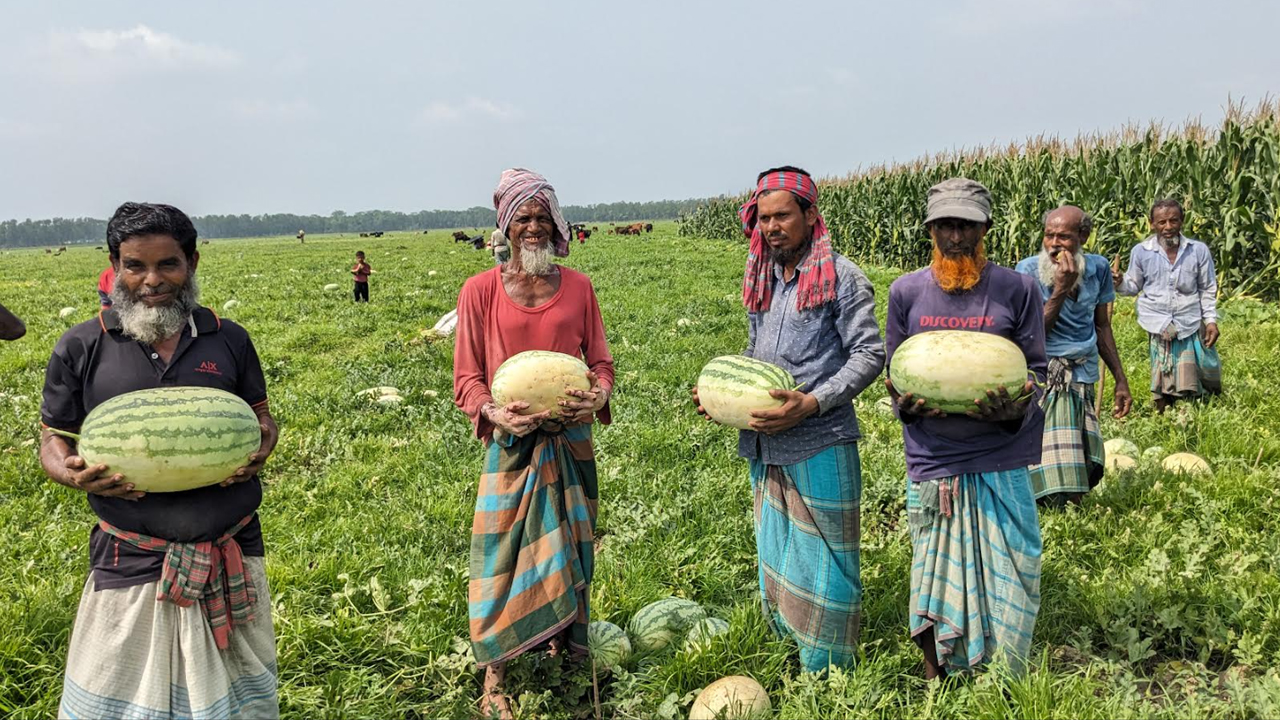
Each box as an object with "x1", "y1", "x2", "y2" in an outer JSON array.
[
  {"x1": 1115, "y1": 236, "x2": 1219, "y2": 339},
  {"x1": 1015, "y1": 253, "x2": 1114, "y2": 383}
]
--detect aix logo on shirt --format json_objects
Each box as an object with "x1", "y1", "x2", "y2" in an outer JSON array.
[{"x1": 195, "y1": 360, "x2": 222, "y2": 375}]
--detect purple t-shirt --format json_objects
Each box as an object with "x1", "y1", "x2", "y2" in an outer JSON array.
[{"x1": 886, "y1": 264, "x2": 1048, "y2": 481}]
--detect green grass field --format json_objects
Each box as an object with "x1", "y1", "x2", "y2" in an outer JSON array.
[{"x1": 2, "y1": 224, "x2": 1279, "y2": 719}]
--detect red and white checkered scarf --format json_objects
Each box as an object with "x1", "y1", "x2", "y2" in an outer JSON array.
[
  {"x1": 493, "y1": 168, "x2": 571, "y2": 257},
  {"x1": 740, "y1": 171, "x2": 837, "y2": 312}
]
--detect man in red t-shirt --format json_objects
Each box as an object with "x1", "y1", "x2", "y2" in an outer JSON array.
[
  {"x1": 453, "y1": 168, "x2": 614, "y2": 719},
  {"x1": 351, "y1": 251, "x2": 371, "y2": 302},
  {"x1": 97, "y1": 266, "x2": 116, "y2": 308}
]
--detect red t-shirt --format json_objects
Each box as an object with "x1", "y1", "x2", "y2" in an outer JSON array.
[
  {"x1": 352, "y1": 261, "x2": 371, "y2": 282},
  {"x1": 97, "y1": 266, "x2": 115, "y2": 307},
  {"x1": 453, "y1": 266, "x2": 615, "y2": 440}
]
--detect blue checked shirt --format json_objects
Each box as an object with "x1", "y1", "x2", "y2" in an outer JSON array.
[
  {"x1": 739, "y1": 252, "x2": 885, "y2": 465},
  {"x1": 1116, "y1": 236, "x2": 1219, "y2": 339}
]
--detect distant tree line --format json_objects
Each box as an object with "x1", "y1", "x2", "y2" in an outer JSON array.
[{"x1": 0, "y1": 199, "x2": 707, "y2": 248}]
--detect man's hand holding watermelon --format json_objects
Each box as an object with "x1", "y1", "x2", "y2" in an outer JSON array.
[{"x1": 221, "y1": 411, "x2": 280, "y2": 486}]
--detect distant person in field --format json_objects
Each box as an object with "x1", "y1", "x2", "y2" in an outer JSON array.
[
  {"x1": 38, "y1": 202, "x2": 280, "y2": 718},
  {"x1": 297, "y1": 229, "x2": 305, "y2": 243},
  {"x1": 453, "y1": 168, "x2": 614, "y2": 720},
  {"x1": 1113, "y1": 199, "x2": 1221, "y2": 413},
  {"x1": 98, "y1": 265, "x2": 116, "y2": 308},
  {"x1": 488, "y1": 228, "x2": 510, "y2": 265},
  {"x1": 1016, "y1": 206, "x2": 1132, "y2": 507},
  {"x1": 692, "y1": 166, "x2": 885, "y2": 673},
  {"x1": 885, "y1": 177, "x2": 1046, "y2": 679},
  {"x1": 0, "y1": 302, "x2": 25, "y2": 340},
  {"x1": 351, "y1": 250, "x2": 371, "y2": 302}
]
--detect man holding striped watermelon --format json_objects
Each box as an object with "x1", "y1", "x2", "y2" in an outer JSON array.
[
  {"x1": 695, "y1": 166, "x2": 885, "y2": 673},
  {"x1": 885, "y1": 177, "x2": 1046, "y2": 679},
  {"x1": 39, "y1": 202, "x2": 280, "y2": 719}
]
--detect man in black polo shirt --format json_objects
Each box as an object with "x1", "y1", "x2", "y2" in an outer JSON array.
[{"x1": 39, "y1": 202, "x2": 281, "y2": 720}]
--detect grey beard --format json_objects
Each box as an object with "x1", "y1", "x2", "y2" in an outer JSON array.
[
  {"x1": 1159, "y1": 234, "x2": 1183, "y2": 249},
  {"x1": 111, "y1": 274, "x2": 201, "y2": 344},
  {"x1": 1038, "y1": 248, "x2": 1085, "y2": 292},
  {"x1": 517, "y1": 245, "x2": 555, "y2": 276}
]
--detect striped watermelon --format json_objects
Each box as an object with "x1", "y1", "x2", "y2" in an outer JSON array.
[
  {"x1": 491, "y1": 350, "x2": 591, "y2": 415},
  {"x1": 889, "y1": 331, "x2": 1029, "y2": 413},
  {"x1": 696, "y1": 356, "x2": 796, "y2": 430},
  {"x1": 683, "y1": 616, "x2": 730, "y2": 653},
  {"x1": 61, "y1": 387, "x2": 261, "y2": 493},
  {"x1": 587, "y1": 621, "x2": 631, "y2": 669},
  {"x1": 627, "y1": 597, "x2": 707, "y2": 653}
]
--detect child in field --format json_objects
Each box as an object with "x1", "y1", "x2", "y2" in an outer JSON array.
[{"x1": 352, "y1": 251, "x2": 372, "y2": 302}]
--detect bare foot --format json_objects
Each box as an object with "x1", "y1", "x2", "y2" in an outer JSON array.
[
  {"x1": 480, "y1": 665, "x2": 512, "y2": 720},
  {"x1": 547, "y1": 635, "x2": 563, "y2": 657}
]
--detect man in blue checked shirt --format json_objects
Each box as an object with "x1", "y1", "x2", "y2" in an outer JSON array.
[{"x1": 1112, "y1": 198, "x2": 1222, "y2": 413}]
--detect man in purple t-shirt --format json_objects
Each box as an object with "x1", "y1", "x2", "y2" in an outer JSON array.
[{"x1": 885, "y1": 177, "x2": 1046, "y2": 679}]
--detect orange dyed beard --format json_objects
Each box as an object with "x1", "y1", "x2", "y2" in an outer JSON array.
[{"x1": 931, "y1": 242, "x2": 987, "y2": 293}]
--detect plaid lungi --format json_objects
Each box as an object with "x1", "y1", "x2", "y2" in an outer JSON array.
[
  {"x1": 1028, "y1": 383, "x2": 1104, "y2": 499},
  {"x1": 907, "y1": 469, "x2": 1042, "y2": 675},
  {"x1": 1149, "y1": 329, "x2": 1222, "y2": 399},
  {"x1": 59, "y1": 557, "x2": 278, "y2": 719},
  {"x1": 469, "y1": 424, "x2": 597, "y2": 667},
  {"x1": 750, "y1": 443, "x2": 861, "y2": 672}
]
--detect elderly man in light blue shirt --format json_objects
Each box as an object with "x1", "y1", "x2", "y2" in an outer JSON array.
[{"x1": 1112, "y1": 199, "x2": 1222, "y2": 413}]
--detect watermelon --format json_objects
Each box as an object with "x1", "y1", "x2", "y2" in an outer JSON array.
[
  {"x1": 359, "y1": 386, "x2": 401, "y2": 398},
  {"x1": 1104, "y1": 438, "x2": 1140, "y2": 458},
  {"x1": 689, "y1": 676, "x2": 771, "y2": 720},
  {"x1": 1142, "y1": 446, "x2": 1165, "y2": 463},
  {"x1": 683, "y1": 616, "x2": 730, "y2": 653},
  {"x1": 375, "y1": 394, "x2": 404, "y2": 405},
  {"x1": 587, "y1": 621, "x2": 631, "y2": 669},
  {"x1": 1163, "y1": 452, "x2": 1211, "y2": 476},
  {"x1": 324, "y1": 283, "x2": 341, "y2": 292},
  {"x1": 1105, "y1": 455, "x2": 1137, "y2": 472},
  {"x1": 491, "y1": 350, "x2": 591, "y2": 415},
  {"x1": 627, "y1": 597, "x2": 707, "y2": 653},
  {"x1": 696, "y1": 356, "x2": 796, "y2": 430},
  {"x1": 53, "y1": 387, "x2": 260, "y2": 493},
  {"x1": 59, "y1": 306, "x2": 77, "y2": 318},
  {"x1": 222, "y1": 299, "x2": 240, "y2": 311},
  {"x1": 888, "y1": 331, "x2": 1028, "y2": 413}
]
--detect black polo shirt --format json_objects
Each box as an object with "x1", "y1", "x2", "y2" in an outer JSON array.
[{"x1": 41, "y1": 306, "x2": 269, "y2": 590}]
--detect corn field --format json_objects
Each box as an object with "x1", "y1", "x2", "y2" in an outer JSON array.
[{"x1": 679, "y1": 99, "x2": 1280, "y2": 299}]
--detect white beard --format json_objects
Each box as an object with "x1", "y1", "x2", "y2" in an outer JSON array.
[
  {"x1": 1037, "y1": 248, "x2": 1085, "y2": 293},
  {"x1": 111, "y1": 274, "x2": 201, "y2": 344},
  {"x1": 517, "y1": 245, "x2": 555, "y2": 276},
  {"x1": 1159, "y1": 234, "x2": 1183, "y2": 250}
]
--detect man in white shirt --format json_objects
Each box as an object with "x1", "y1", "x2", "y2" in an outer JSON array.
[{"x1": 1112, "y1": 199, "x2": 1221, "y2": 413}]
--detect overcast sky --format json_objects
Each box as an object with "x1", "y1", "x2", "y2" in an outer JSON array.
[{"x1": 1, "y1": 0, "x2": 1277, "y2": 221}]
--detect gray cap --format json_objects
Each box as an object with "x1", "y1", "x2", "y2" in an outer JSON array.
[{"x1": 925, "y1": 177, "x2": 992, "y2": 224}]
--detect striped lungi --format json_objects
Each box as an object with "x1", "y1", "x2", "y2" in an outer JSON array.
[
  {"x1": 750, "y1": 443, "x2": 861, "y2": 672},
  {"x1": 1149, "y1": 329, "x2": 1222, "y2": 399},
  {"x1": 1029, "y1": 382, "x2": 1104, "y2": 499},
  {"x1": 469, "y1": 423, "x2": 597, "y2": 668},
  {"x1": 58, "y1": 557, "x2": 278, "y2": 719},
  {"x1": 907, "y1": 469, "x2": 1042, "y2": 675}
]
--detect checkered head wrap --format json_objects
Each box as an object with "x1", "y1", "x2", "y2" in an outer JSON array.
[{"x1": 739, "y1": 170, "x2": 837, "y2": 312}]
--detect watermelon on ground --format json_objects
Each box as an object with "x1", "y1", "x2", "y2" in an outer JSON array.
[
  {"x1": 627, "y1": 598, "x2": 707, "y2": 653},
  {"x1": 683, "y1": 617, "x2": 730, "y2": 653},
  {"x1": 888, "y1": 331, "x2": 1028, "y2": 413},
  {"x1": 1142, "y1": 446, "x2": 1166, "y2": 463},
  {"x1": 689, "y1": 676, "x2": 771, "y2": 720},
  {"x1": 1104, "y1": 438, "x2": 1140, "y2": 458},
  {"x1": 1105, "y1": 455, "x2": 1137, "y2": 472},
  {"x1": 587, "y1": 621, "x2": 631, "y2": 669},
  {"x1": 59, "y1": 306, "x2": 76, "y2": 318},
  {"x1": 56, "y1": 387, "x2": 261, "y2": 493},
  {"x1": 324, "y1": 283, "x2": 341, "y2": 292},
  {"x1": 1163, "y1": 452, "x2": 1211, "y2": 476}
]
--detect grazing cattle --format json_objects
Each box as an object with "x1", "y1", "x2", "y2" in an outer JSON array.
[
  {"x1": 592, "y1": 226, "x2": 598, "y2": 231},
  {"x1": 94, "y1": 246, "x2": 103, "y2": 251},
  {"x1": 45, "y1": 248, "x2": 52, "y2": 254},
  {"x1": 371, "y1": 231, "x2": 385, "y2": 238},
  {"x1": 645, "y1": 223, "x2": 653, "y2": 233},
  {"x1": 452, "y1": 230, "x2": 472, "y2": 243},
  {"x1": 360, "y1": 232, "x2": 369, "y2": 237},
  {"x1": 200, "y1": 240, "x2": 210, "y2": 246}
]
